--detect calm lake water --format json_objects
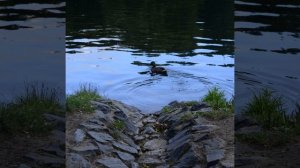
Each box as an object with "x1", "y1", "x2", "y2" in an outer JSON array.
[
  {"x1": 0, "y1": 0, "x2": 65, "y2": 102},
  {"x1": 235, "y1": 0, "x2": 300, "y2": 113},
  {"x1": 66, "y1": 0, "x2": 234, "y2": 113}
]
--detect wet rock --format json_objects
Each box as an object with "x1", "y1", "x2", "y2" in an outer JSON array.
[
  {"x1": 87, "y1": 131, "x2": 114, "y2": 143},
  {"x1": 116, "y1": 151, "x2": 135, "y2": 161},
  {"x1": 97, "y1": 157, "x2": 128, "y2": 168},
  {"x1": 74, "y1": 129, "x2": 85, "y2": 143},
  {"x1": 66, "y1": 153, "x2": 91, "y2": 168},
  {"x1": 113, "y1": 142, "x2": 138, "y2": 154},
  {"x1": 144, "y1": 138, "x2": 167, "y2": 151}
]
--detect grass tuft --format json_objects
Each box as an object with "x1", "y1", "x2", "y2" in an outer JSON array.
[
  {"x1": 197, "y1": 110, "x2": 232, "y2": 120},
  {"x1": 66, "y1": 84, "x2": 101, "y2": 113},
  {"x1": 0, "y1": 83, "x2": 63, "y2": 135},
  {"x1": 202, "y1": 87, "x2": 227, "y2": 110},
  {"x1": 112, "y1": 120, "x2": 125, "y2": 131},
  {"x1": 243, "y1": 89, "x2": 287, "y2": 129}
]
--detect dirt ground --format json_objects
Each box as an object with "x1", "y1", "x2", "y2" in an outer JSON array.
[
  {"x1": 0, "y1": 134, "x2": 50, "y2": 168},
  {"x1": 236, "y1": 136, "x2": 300, "y2": 168}
]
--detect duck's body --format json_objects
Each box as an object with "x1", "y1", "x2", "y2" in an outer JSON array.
[{"x1": 150, "y1": 61, "x2": 168, "y2": 76}]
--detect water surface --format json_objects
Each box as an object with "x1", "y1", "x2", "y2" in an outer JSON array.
[
  {"x1": 235, "y1": 0, "x2": 300, "y2": 113},
  {"x1": 67, "y1": 0, "x2": 234, "y2": 113}
]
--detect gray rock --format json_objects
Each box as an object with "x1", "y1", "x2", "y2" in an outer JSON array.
[
  {"x1": 133, "y1": 135, "x2": 145, "y2": 141},
  {"x1": 80, "y1": 122, "x2": 107, "y2": 131},
  {"x1": 24, "y1": 153, "x2": 64, "y2": 166},
  {"x1": 144, "y1": 138, "x2": 167, "y2": 150},
  {"x1": 119, "y1": 133, "x2": 140, "y2": 150},
  {"x1": 138, "y1": 155, "x2": 163, "y2": 165},
  {"x1": 97, "y1": 157, "x2": 128, "y2": 168},
  {"x1": 144, "y1": 149, "x2": 165, "y2": 156},
  {"x1": 66, "y1": 153, "x2": 91, "y2": 168},
  {"x1": 206, "y1": 149, "x2": 225, "y2": 166},
  {"x1": 191, "y1": 124, "x2": 218, "y2": 133},
  {"x1": 43, "y1": 113, "x2": 65, "y2": 131},
  {"x1": 74, "y1": 129, "x2": 85, "y2": 143},
  {"x1": 142, "y1": 117, "x2": 156, "y2": 124},
  {"x1": 41, "y1": 144, "x2": 65, "y2": 157},
  {"x1": 71, "y1": 143, "x2": 98, "y2": 154},
  {"x1": 96, "y1": 142, "x2": 114, "y2": 154},
  {"x1": 113, "y1": 142, "x2": 138, "y2": 154},
  {"x1": 116, "y1": 151, "x2": 135, "y2": 161},
  {"x1": 131, "y1": 162, "x2": 139, "y2": 168},
  {"x1": 190, "y1": 103, "x2": 208, "y2": 111},
  {"x1": 203, "y1": 137, "x2": 226, "y2": 151},
  {"x1": 87, "y1": 131, "x2": 114, "y2": 143},
  {"x1": 142, "y1": 126, "x2": 156, "y2": 134},
  {"x1": 95, "y1": 110, "x2": 107, "y2": 120},
  {"x1": 51, "y1": 130, "x2": 65, "y2": 145},
  {"x1": 90, "y1": 101, "x2": 111, "y2": 113},
  {"x1": 173, "y1": 148, "x2": 199, "y2": 168},
  {"x1": 114, "y1": 110, "x2": 128, "y2": 120}
]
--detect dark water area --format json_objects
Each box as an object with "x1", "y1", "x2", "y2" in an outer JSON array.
[
  {"x1": 235, "y1": 0, "x2": 300, "y2": 114},
  {"x1": 0, "y1": 0, "x2": 65, "y2": 102},
  {"x1": 67, "y1": 0, "x2": 234, "y2": 113}
]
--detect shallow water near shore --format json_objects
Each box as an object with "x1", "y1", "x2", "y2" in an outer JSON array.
[
  {"x1": 66, "y1": 0, "x2": 234, "y2": 113},
  {"x1": 0, "y1": 0, "x2": 65, "y2": 102},
  {"x1": 235, "y1": 0, "x2": 300, "y2": 114}
]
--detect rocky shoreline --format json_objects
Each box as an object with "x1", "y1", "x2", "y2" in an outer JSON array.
[{"x1": 67, "y1": 99, "x2": 233, "y2": 168}]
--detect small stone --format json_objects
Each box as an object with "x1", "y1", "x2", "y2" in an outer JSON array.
[
  {"x1": 67, "y1": 153, "x2": 91, "y2": 168},
  {"x1": 74, "y1": 129, "x2": 85, "y2": 143},
  {"x1": 144, "y1": 138, "x2": 167, "y2": 150},
  {"x1": 144, "y1": 149, "x2": 165, "y2": 156},
  {"x1": 116, "y1": 151, "x2": 135, "y2": 161},
  {"x1": 142, "y1": 126, "x2": 156, "y2": 134},
  {"x1": 113, "y1": 142, "x2": 138, "y2": 154},
  {"x1": 87, "y1": 131, "x2": 114, "y2": 143},
  {"x1": 134, "y1": 135, "x2": 145, "y2": 141},
  {"x1": 97, "y1": 157, "x2": 128, "y2": 168}
]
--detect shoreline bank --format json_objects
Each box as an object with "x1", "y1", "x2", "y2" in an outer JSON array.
[{"x1": 67, "y1": 98, "x2": 234, "y2": 167}]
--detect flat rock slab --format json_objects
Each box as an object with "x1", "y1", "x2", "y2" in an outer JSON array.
[
  {"x1": 97, "y1": 157, "x2": 128, "y2": 168},
  {"x1": 138, "y1": 155, "x2": 163, "y2": 165},
  {"x1": 71, "y1": 143, "x2": 99, "y2": 154},
  {"x1": 116, "y1": 151, "x2": 135, "y2": 161},
  {"x1": 144, "y1": 138, "x2": 167, "y2": 150},
  {"x1": 25, "y1": 153, "x2": 64, "y2": 166},
  {"x1": 87, "y1": 131, "x2": 114, "y2": 143},
  {"x1": 67, "y1": 153, "x2": 91, "y2": 168},
  {"x1": 113, "y1": 142, "x2": 138, "y2": 154},
  {"x1": 97, "y1": 142, "x2": 114, "y2": 154},
  {"x1": 206, "y1": 149, "x2": 225, "y2": 165}
]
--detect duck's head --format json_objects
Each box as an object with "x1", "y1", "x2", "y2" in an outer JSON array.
[{"x1": 150, "y1": 61, "x2": 156, "y2": 67}]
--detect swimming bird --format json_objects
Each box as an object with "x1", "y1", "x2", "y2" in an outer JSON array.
[{"x1": 150, "y1": 61, "x2": 168, "y2": 76}]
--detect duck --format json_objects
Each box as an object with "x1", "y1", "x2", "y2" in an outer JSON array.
[{"x1": 150, "y1": 61, "x2": 168, "y2": 76}]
